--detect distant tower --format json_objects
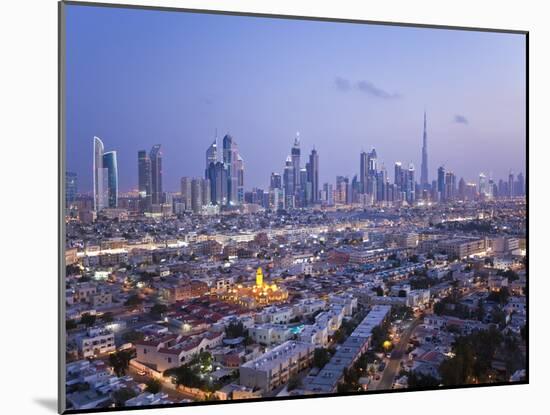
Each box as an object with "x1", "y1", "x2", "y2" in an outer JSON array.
[
  {"x1": 93, "y1": 136, "x2": 108, "y2": 212},
  {"x1": 65, "y1": 172, "x2": 77, "y2": 207},
  {"x1": 138, "y1": 150, "x2": 152, "y2": 212},
  {"x1": 150, "y1": 144, "x2": 163, "y2": 205},
  {"x1": 291, "y1": 134, "x2": 301, "y2": 200},
  {"x1": 420, "y1": 111, "x2": 429, "y2": 188},
  {"x1": 205, "y1": 138, "x2": 217, "y2": 178},
  {"x1": 256, "y1": 267, "x2": 264, "y2": 287},
  {"x1": 360, "y1": 151, "x2": 368, "y2": 194},
  {"x1": 308, "y1": 148, "x2": 319, "y2": 204},
  {"x1": 102, "y1": 151, "x2": 118, "y2": 208}
]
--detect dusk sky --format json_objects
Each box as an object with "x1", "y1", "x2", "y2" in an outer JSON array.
[{"x1": 65, "y1": 4, "x2": 526, "y2": 193}]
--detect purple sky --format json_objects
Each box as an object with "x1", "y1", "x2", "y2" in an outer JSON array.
[{"x1": 65, "y1": 4, "x2": 526, "y2": 193}]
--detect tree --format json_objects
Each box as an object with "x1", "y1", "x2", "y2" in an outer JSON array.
[
  {"x1": 375, "y1": 286, "x2": 384, "y2": 297},
  {"x1": 149, "y1": 303, "x2": 168, "y2": 318},
  {"x1": 112, "y1": 388, "x2": 137, "y2": 407},
  {"x1": 433, "y1": 302, "x2": 445, "y2": 316},
  {"x1": 490, "y1": 308, "x2": 506, "y2": 328},
  {"x1": 476, "y1": 299, "x2": 485, "y2": 322},
  {"x1": 313, "y1": 348, "x2": 331, "y2": 368},
  {"x1": 487, "y1": 287, "x2": 510, "y2": 305},
  {"x1": 109, "y1": 350, "x2": 132, "y2": 377},
  {"x1": 370, "y1": 325, "x2": 389, "y2": 352},
  {"x1": 125, "y1": 294, "x2": 143, "y2": 307},
  {"x1": 145, "y1": 379, "x2": 162, "y2": 394},
  {"x1": 80, "y1": 313, "x2": 96, "y2": 327},
  {"x1": 520, "y1": 325, "x2": 527, "y2": 341},
  {"x1": 66, "y1": 319, "x2": 77, "y2": 330},
  {"x1": 168, "y1": 365, "x2": 203, "y2": 389},
  {"x1": 101, "y1": 312, "x2": 114, "y2": 323},
  {"x1": 496, "y1": 269, "x2": 519, "y2": 282},
  {"x1": 287, "y1": 375, "x2": 303, "y2": 391},
  {"x1": 225, "y1": 321, "x2": 247, "y2": 339},
  {"x1": 407, "y1": 372, "x2": 440, "y2": 388},
  {"x1": 122, "y1": 330, "x2": 145, "y2": 344},
  {"x1": 440, "y1": 328, "x2": 503, "y2": 385}
]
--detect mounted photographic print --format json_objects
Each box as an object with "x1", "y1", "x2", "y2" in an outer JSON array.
[{"x1": 59, "y1": 1, "x2": 528, "y2": 413}]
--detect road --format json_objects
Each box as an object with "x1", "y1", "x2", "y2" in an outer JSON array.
[
  {"x1": 126, "y1": 365, "x2": 195, "y2": 402},
  {"x1": 374, "y1": 318, "x2": 421, "y2": 391}
]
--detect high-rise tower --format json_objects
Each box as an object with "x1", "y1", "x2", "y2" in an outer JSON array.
[
  {"x1": 308, "y1": 148, "x2": 319, "y2": 204},
  {"x1": 138, "y1": 150, "x2": 152, "y2": 212},
  {"x1": 223, "y1": 134, "x2": 239, "y2": 205},
  {"x1": 93, "y1": 136, "x2": 108, "y2": 212},
  {"x1": 150, "y1": 144, "x2": 163, "y2": 205},
  {"x1": 360, "y1": 151, "x2": 368, "y2": 194},
  {"x1": 102, "y1": 151, "x2": 118, "y2": 208},
  {"x1": 205, "y1": 139, "x2": 217, "y2": 179},
  {"x1": 291, "y1": 134, "x2": 301, "y2": 200},
  {"x1": 420, "y1": 111, "x2": 429, "y2": 188}
]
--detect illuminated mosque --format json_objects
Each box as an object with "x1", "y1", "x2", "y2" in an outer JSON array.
[{"x1": 219, "y1": 267, "x2": 289, "y2": 309}]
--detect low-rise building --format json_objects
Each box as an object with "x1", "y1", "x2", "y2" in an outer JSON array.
[
  {"x1": 80, "y1": 327, "x2": 115, "y2": 358},
  {"x1": 239, "y1": 341, "x2": 314, "y2": 392}
]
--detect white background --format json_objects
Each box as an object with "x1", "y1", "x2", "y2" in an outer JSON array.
[{"x1": 0, "y1": 0, "x2": 544, "y2": 414}]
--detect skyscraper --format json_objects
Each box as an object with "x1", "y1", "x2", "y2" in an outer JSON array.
[
  {"x1": 180, "y1": 177, "x2": 192, "y2": 211},
  {"x1": 437, "y1": 166, "x2": 446, "y2": 201},
  {"x1": 360, "y1": 151, "x2": 368, "y2": 194},
  {"x1": 102, "y1": 151, "x2": 118, "y2": 208},
  {"x1": 205, "y1": 139, "x2": 217, "y2": 179},
  {"x1": 270, "y1": 173, "x2": 282, "y2": 190},
  {"x1": 283, "y1": 156, "x2": 295, "y2": 208},
  {"x1": 223, "y1": 134, "x2": 240, "y2": 205},
  {"x1": 394, "y1": 162, "x2": 404, "y2": 200},
  {"x1": 479, "y1": 173, "x2": 488, "y2": 197},
  {"x1": 335, "y1": 176, "x2": 349, "y2": 205},
  {"x1": 207, "y1": 161, "x2": 228, "y2": 205},
  {"x1": 236, "y1": 154, "x2": 245, "y2": 204},
  {"x1": 138, "y1": 150, "x2": 152, "y2": 212},
  {"x1": 291, "y1": 135, "x2": 301, "y2": 201},
  {"x1": 93, "y1": 136, "x2": 108, "y2": 212},
  {"x1": 458, "y1": 177, "x2": 466, "y2": 200},
  {"x1": 367, "y1": 148, "x2": 378, "y2": 197},
  {"x1": 191, "y1": 178, "x2": 203, "y2": 213},
  {"x1": 150, "y1": 144, "x2": 163, "y2": 205},
  {"x1": 66, "y1": 172, "x2": 77, "y2": 207},
  {"x1": 444, "y1": 171, "x2": 456, "y2": 201},
  {"x1": 406, "y1": 163, "x2": 415, "y2": 204},
  {"x1": 308, "y1": 148, "x2": 319, "y2": 204},
  {"x1": 508, "y1": 171, "x2": 515, "y2": 197},
  {"x1": 420, "y1": 111, "x2": 429, "y2": 188},
  {"x1": 202, "y1": 178, "x2": 211, "y2": 206},
  {"x1": 516, "y1": 172, "x2": 525, "y2": 196}
]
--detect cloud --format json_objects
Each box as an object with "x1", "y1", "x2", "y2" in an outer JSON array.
[
  {"x1": 454, "y1": 114, "x2": 468, "y2": 124},
  {"x1": 356, "y1": 80, "x2": 401, "y2": 99},
  {"x1": 334, "y1": 76, "x2": 401, "y2": 99},
  {"x1": 334, "y1": 76, "x2": 351, "y2": 91}
]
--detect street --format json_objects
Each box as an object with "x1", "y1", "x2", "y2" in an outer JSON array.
[{"x1": 373, "y1": 317, "x2": 421, "y2": 390}]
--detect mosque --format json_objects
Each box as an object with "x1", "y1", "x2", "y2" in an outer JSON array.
[{"x1": 219, "y1": 267, "x2": 289, "y2": 309}]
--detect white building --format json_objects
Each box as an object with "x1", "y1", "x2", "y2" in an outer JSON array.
[
  {"x1": 80, "y1": 327, "x2": 115, "y2": 358},
  {"x1": 239, "y1": 341, "x2": 314, "y2": 392}
]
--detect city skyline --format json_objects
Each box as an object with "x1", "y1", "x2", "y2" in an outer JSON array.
[
  {"x1": 81, "y1": 125, "x2": 525, "y2": 216},
  {"x1": 66, "y1": 6, "x2": 526, "y2": 193}
]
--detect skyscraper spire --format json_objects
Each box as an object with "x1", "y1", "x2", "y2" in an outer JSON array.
[{"x1": 420, "y1": 110, "x2": 429, "y2": 188}]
